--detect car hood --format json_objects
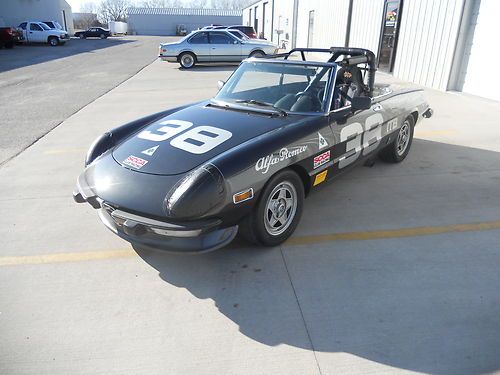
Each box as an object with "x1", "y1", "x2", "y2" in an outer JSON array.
[{"x1": 112, "y1": 101, "x2": 296, "y2": 176}]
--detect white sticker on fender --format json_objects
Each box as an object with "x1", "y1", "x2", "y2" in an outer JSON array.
[
  {"x1": 318, "y1": 132, "x2": 328, "y2": 149},
  {"x1": 123, "y1": 155, "x2": 148, "y2": 169},
  {"x1": 141, "y1": 145, "x2": 159, "y2": 156}
]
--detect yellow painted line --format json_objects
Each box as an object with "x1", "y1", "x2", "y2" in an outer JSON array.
[
  {"x1": 2, "y1": 220, "x2": 500, "y2": 266},
  {"x1": 287, "y1": 221, "x2": 500, "y2": 246},
  {"x1": 0, "y1": 249, "x2": 135, "y2": 266},
  {"x1": 43, "y1": 148, "x2": 86, "y2": 155}
]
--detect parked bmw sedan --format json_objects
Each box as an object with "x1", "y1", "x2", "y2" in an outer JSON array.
[{"x1": 158, "y1": 30, "x2": 278, "y2": 69}]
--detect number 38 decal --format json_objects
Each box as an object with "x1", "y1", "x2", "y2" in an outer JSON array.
[
  {"x1": 138, "y1": 119, "x2": 232, "y2": 154},
  {"x1": 338, "y1": 113, "x2": 385, "y2": 169}
]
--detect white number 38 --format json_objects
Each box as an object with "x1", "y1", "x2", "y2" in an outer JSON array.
[{"x1": 138, "y1": 119, "x2": 232, "y2": 154}]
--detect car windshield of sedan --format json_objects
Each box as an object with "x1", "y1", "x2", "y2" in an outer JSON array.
[{"x1": 214, "y1": 61, "x2": 335, "y2": 114}]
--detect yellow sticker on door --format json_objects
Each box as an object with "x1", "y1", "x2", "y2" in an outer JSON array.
[{"x1": 313, "y1": 170, "x2": 328, "y2": 186}]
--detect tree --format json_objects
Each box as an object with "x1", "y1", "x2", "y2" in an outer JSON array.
[
  {"x1": 140, "y1": 0, "x2": 184, "y2": 7},
  {"x1": 74, "y1": 2, "x2": 100, "y2": 30},
  {"x1": 188, "y1": 0, "x2": 208, "y2": 8},
  {"x1": 211, "y1": 0, "x2": 253, "y2": 10},
  {"x1": 98, "y1": 0, "x2": 130, "y2": 23}
]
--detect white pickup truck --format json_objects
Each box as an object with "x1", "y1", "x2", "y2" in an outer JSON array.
[{"x1": 17, "y1": 21, "x2": 70, "y2": 46}]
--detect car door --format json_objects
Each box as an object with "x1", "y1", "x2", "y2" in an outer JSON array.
[
  {"x1": 187, "y1": 31, "x2": 210, "y2": 62},
  {"x1": 208, "y1": 32, "x2": 242, "y2": 62},
  {"x1": 89, "y1": 28, "x2": 98, "y2": 37},
  {"x1": 329, "y1": 105, "x2": 385, "y2": 171},
  {"x1": 29, "y1": 23, "x2": 45, "y2": 42}
]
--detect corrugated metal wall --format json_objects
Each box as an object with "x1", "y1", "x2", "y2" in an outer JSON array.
[
  {"x1": 296, "y1": 0, "x2": 349, "y2": 49},
  {"x1": 393, "y1": 0, "x2": 465, "y2": 90},
  {"x1": 349, "y1": 0, "x2": 384, "y2": 55}
]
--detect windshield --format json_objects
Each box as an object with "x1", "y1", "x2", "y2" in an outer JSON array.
[{"x1": 215, "y1": 61, "x2": 335, "y2": 113}]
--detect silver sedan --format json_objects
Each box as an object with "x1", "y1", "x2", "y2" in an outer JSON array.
[{"x1": 158, "y1": 30, "x2": 278, "y2": 69}]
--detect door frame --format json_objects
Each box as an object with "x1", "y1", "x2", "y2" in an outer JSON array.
[{"x1": 377, "y1": 0, "x2": 404, "y2": 73}]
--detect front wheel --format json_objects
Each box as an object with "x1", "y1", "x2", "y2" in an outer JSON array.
[
  {"x1": 48, "y1": 37, "x2": 59, "y2": 46},
  {"x1": 179, "y1": 52, "x2": 196, "y2": 69},
  {"x1": 99, "y1": 33, "x2": 105, "y2": 39},
  {"x1": 379, "y1": 115, "x2": 415, "y2": 163},
  {"x1": 239, "y1": 170, "x2": 304, "y2": 246}
]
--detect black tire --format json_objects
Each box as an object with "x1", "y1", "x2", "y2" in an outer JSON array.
[
  {"x1": 250, "y1": 50, "x2": 265, "y2": 58},
  {"x1": 179, "y1": 52, "x2": 196, "y2": 69},
  {"x1": 79, "y1": 34, "x2": 85, "y2": 39},
  {"x1": 379, "y1": 115, "x2": 415, "y2": 163},
  {"x1": 5, "y1": 42, "x2": 14, "y2": 49},
  {"x1": 239, "y1": 169, "x2": 304, "y2": 246},
  {"x1": 99, "y1": 33, "x2": 105, "y2": 39},
  {"x1": 48, "y1": 37, "x2": 58, "y2": 46}
]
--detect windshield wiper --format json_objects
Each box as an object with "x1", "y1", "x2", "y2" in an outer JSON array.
[{"x1": 234, "y1": 99, "x2": 287, "y2": 116}]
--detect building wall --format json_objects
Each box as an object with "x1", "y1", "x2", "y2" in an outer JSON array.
[
  {"x1": 296, "y1": 0, "x2": 349, "y2": 49},
  {"x1": 272, "y1": 0, "x2": 294, "y2": 48},
  {"x1": 0, "y1": 0, "x2": 73, "y2": 33},
  {"x1": 242, "y1": 0, "x2": 274, "y2": 40},
  {"x1": 128, "y1": 15, "x2": 242, "y2": 36},
  {"x1": 393, "y1": 0, "x2": 465, "y2": 91},
  {"x1": 349, "y1": 0, "x2": 384, "y2": 55}
]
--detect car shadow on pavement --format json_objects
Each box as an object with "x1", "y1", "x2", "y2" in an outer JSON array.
[
  {"x1": 135, "y1": 139, "x2": 500, "y2": 374},
  {"x1": 179, "y1": 64, "x2": 238, "y2": 72},
  {"x1": 0, "y1": 38, "x2": 133, "y2": 73}
]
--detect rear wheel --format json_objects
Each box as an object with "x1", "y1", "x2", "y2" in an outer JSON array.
[
  {"x1": 179, "y1": 52, "x2": 196, "y2": 69},
  {"x1": 250, "y1": 50, "x2": 265, "y2": 58},
  {"x1": 48, "y1": 37, "x2": 58, "y2": 46},
  {"x1": 5, "y1": 42, "x2": 14, "y2": 49},
  {"x1": 239, "y1": 169, "x2": 304, "y2": 246},
  {"x1": 379, "y1": 115, "x2": 415, "y2": 163},
  {"x1": 79, "y1": 34, "x2": 85, "y2": 39}
]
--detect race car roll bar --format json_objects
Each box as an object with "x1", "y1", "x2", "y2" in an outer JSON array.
[{"x1": 283, "y1": 47, "x2": 377, "y2": 96}]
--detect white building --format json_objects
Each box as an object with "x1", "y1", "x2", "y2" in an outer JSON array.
[
  {"x1": 243, "y1": 0, "x2": 500, "y2": 102},
  {"x1": 0, "y1": 0, "x2": 74, "y2": 35}
]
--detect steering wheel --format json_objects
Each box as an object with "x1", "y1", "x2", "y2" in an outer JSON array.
[
  {"x1": 295, "y1": 91, "x2": 322, "y2": 111},
  {"x1": 317, "y1": 88, "x2": 325, "y2": 102}
]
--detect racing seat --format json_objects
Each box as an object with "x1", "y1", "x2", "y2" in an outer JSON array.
[{"x1": 333, "y1": 65, "x2": 366, "y2": 109}]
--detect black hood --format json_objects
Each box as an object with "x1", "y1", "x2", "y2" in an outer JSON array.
[{"x1": 112, "y1": 101, "x2": 296, "y2": 176}]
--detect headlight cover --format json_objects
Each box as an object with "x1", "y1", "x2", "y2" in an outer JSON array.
[
  {"x1": 164, "y1": 164, "x2": 226, "y2": 219},
  {"x1": 85, "y1": 132, "x2": 113, "y2": 167}
]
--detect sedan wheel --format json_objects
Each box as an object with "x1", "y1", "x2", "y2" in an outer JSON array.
[
  {"x1": 239, "y1": 169, "x2": 304, "y2": 246},
  {"x1": 79, "y1": 34, "x2": 85, "y2": 39},
  {"x1": 179, "y1": 52, "x2": 196, "y2": 69},
  {"x1": 100, "y1": 34, "x2": 105, "y2": 39}
]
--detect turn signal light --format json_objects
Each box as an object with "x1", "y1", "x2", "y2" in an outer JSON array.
[{"x1": 233, "y1": 188, "x2": 254, "y2": 204}]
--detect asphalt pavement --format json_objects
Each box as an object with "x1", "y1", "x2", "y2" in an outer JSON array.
[
  {"x1": 1, "y1": 46, "x2": 499, "y2": 375},
  {"x1": 0, "y1": 36, "x2": 166, "y2": 165}
]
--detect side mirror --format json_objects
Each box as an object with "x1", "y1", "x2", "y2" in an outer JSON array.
[
  {"x1": 217, "y1": 80, "x2": 225, "y2": 90},
  {"x1": 351, "y1": 96, "x2": 372, "y2": 111}
]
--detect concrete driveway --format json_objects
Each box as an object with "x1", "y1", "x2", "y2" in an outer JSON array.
[
  {"x1": 0, "y1": 36, "x2": 166, "y2": 165},
  {"x1": 1, "y1": 54, "x2": 499, "y2": 375}
]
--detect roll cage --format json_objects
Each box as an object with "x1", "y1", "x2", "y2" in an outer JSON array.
[{"x1": 272, "y1": 47, "x2": 377, "y2": 97}]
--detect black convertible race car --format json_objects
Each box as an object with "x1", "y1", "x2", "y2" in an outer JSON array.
[{"x1": 74, "y1": 47, "x2": 433, "y2": 253}]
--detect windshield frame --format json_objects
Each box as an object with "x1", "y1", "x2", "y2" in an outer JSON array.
[{"x1": 213, "y1": 58, "x2": 338, "y2": 116}]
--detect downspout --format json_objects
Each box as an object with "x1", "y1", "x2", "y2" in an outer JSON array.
[
  {"x1": 345, "y1": 0, "x2": 354, "y2": 47},
  {"x1": 292, "y1": 0, "x2": 299, "y2": 48},
  {"x1": 271, "y1": 0, "x2": 275, "y2": 42}
]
